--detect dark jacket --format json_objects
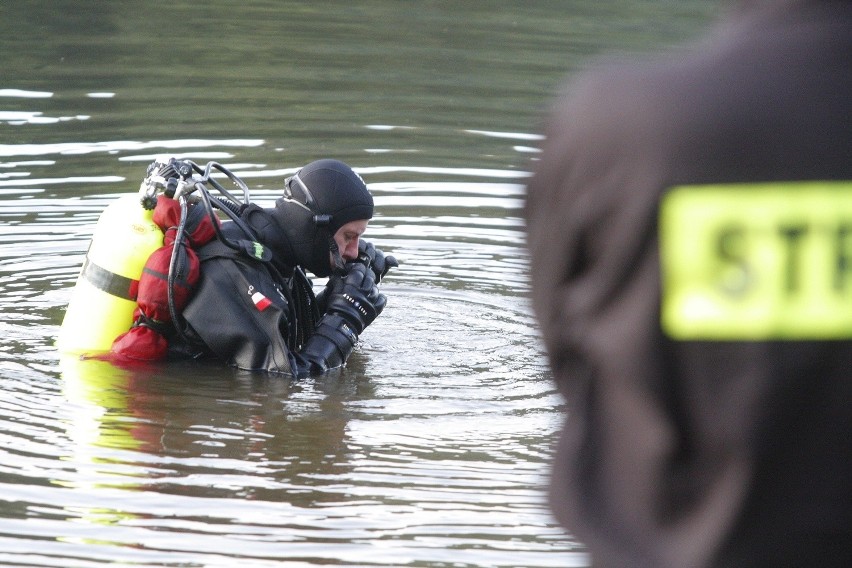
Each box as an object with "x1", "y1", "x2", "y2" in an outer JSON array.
[{"x1": 525, "y1": 1, "x2": 852, "y2": 566}]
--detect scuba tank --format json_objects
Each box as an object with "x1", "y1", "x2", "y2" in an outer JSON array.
[
  {"x1": 56, "y1": 192, "x2": 164, "y2": 355},
  {"x1": 57, "y1": 158, "x2": 255, "y2": 358}
]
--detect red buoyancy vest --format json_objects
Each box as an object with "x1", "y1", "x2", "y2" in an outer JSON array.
[{"x1": 109, "y1": 195, "x2": 218, "y2": 361}]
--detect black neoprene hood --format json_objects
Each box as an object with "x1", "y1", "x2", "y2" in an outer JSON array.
[
  {"x1": 258, "y1": 159, "x2": 373, "y2": 277},
  {"x1": 296, "y1": 159, "x2": 373, "y2": 232}
]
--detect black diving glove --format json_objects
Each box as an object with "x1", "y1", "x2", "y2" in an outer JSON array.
[
  {"x1": 326, "y1": 261, "x2": 386, "y2": 333},
  {"x1": 358, "y1": 240, "x2": 398, "y2": 284},
  {"x1": 297, "y1": 312, "x2": 359, "y2": 376},
  {"x1": 297, "y1": 262, "x2": 387, "y2": 376}
]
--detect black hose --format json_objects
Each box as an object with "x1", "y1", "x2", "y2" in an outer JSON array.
[
  {"x1": 158, "y1": 159, "x2": 255, "y2": 344},
  {"x1": 204, "y1": 161, "x2": 250, "y2": 206},
  {"x1": 164, "y1": 160, "x2": 258, "y2": 342},
  {"x1": 167, "y1": 194, "x2": 192, "y2": 344}
]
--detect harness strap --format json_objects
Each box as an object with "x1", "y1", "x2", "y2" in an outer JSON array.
[
  {"x1": 197, "y1": 238, "x2": 271, "y2": 263},
  {"x1": 82, "y1": 258, "x2": 139, "y2": 301}
]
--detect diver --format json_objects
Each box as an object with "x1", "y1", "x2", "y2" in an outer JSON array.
[{"x1": 171, "y1": 158, "x2": 396, "y2": 377}]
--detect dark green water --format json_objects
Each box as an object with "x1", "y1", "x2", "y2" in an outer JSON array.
[{"x1": 0, "y1": 1, "x2": 721, "y2": 566}]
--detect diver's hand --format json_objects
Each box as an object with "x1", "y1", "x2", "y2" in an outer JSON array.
[
  {"x1": 326, "y1": 262, "x2": 386, "y2": 333},
  {"x1": 358, "y1": 240, "x2": 398, "y2": 284}
]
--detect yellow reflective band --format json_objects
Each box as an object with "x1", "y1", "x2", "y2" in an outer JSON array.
[{"x1": 660, "y1": 181, "x2": 852, "y2": 340}]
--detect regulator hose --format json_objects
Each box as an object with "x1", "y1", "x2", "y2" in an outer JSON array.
[
  {"x1": 186, "y1": 160, "x2": 259, "y2": 247},
  {"x1": 164, "y1": 159, "x2": 257, "y2": 344},
  {"x1": 167, "y1": 193, "x2": 192, "y2": 344}
]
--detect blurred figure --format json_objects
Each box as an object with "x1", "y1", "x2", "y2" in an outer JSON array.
[{"x1": 525, "y1": 1, "x2": 851, "y2": 567}]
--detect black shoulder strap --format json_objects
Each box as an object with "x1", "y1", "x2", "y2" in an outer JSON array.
[
  {"x1": 197, "y1": 238, "x2": 272, "y2": 263},
  {"x1": 289, "y1": 267, "x2": 320, "y2": 349}
]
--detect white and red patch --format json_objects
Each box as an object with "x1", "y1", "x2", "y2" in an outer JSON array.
[{"x1": 251, "y1": 291, "x2": 272, "y2": 311}]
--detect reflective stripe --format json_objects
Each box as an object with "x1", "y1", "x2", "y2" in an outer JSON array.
[
  {"x1": 82, "y1": 258, "x2": 139, "y2": 301},
  {"x1": 660, "y1": 181, "x2": 852, "y2": 340}
]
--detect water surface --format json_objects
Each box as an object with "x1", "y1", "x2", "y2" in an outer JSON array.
[{"x1": 1, "y1": 2, "x2": 721, "y2": 566}]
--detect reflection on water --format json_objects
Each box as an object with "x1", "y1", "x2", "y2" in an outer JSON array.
[{"x1": 1, "y1": 1, "x2": 720, "y2": 566}]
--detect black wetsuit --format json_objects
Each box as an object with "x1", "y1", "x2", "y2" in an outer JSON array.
[{"x1": 178, "y1": 222, "x2": 351, "y2": 377}]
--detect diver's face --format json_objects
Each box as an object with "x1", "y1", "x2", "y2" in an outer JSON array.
[{"x1": 332, "y1": 219, "x2": 369, "y2": 265}]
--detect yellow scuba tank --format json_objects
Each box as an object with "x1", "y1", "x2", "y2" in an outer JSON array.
[{"x1": 57, "y1": 194, "x2": 163, "y2": 355}]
